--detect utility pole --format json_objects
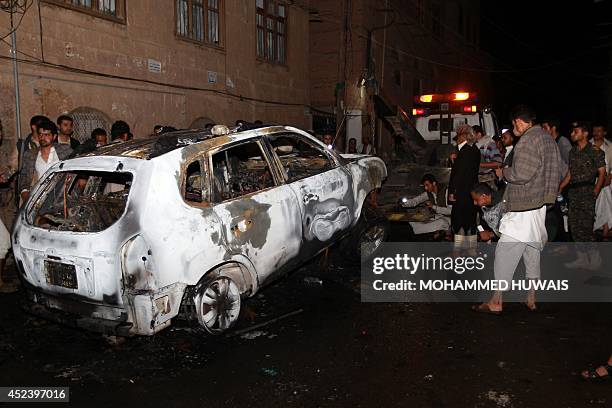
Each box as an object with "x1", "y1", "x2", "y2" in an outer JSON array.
[
  {"x1": 3, "y1": 0, "x2": 22, "y2": 141},
  {"x1": 4, "y1": 0, "x2": 24, "y2": 207},
  {"x1": 11, "y1": 27, "x2": 22, "y2": 142}
]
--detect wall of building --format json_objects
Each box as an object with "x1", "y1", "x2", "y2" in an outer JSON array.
[
  {"x1": 309, "y1": 0, "x2": 493, "y2": 159},
  {"x1": 0, "y1": 0, "x2": 311, "y2": 168}
]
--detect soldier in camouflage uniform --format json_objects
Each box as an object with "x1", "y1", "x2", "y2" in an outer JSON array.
[{"x1": 559, "y1": 122, "x2": 606, "y2": 269}]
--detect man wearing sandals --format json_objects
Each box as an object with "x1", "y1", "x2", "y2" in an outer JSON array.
[
  {"x1": 582, "y1": 356, "x2": 612, "y2": 381},
  {"x1": 473, "y1": 105, "x2": 565, "y2": 314}
]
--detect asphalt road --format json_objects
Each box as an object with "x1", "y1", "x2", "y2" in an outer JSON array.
[{"x1": 1, "y1": 224, "x2": 612, "y2": 407}]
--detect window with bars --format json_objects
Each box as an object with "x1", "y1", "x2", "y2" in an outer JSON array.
[
  {"x1": 176, "y1": 0, "x2": 221, "y2": 46},
  {"x1": 256, "y1": 0, "x2": 286, "y2": 64},
  {"x1": 44, "y1": 0, "x2": 125, "y2": 21}
]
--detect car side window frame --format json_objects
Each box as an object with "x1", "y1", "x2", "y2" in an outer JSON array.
[
  {"x1": 207, "y1": 138, "x2": 281, "y2": 204},
  {"x1": 181, "y1": 155, "x2": 211, "y2": 208},
  {"x1": 265, "y1": 132, "x2": 340, "y2": 183}
]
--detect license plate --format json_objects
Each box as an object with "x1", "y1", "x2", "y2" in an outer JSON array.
[{"x1": 44, "y1": 260, "x2": 78, "y2": 289}]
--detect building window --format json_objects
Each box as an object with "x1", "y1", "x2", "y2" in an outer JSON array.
[
  {"x1": 256, "y1": 0, "x2": 286, "y2": 64},
  {"x1": 68, "y1": 107, "x2": 110, "y2": 143},
  {"x1": 207, "y1": 0, "x2": 220, "y2": 44},
  {"x1": 44, "y1": 0, "x2": 126, "y2": 22},
  {"x1": 176, "y1": 0, "x2": 222, "y2": 46}
]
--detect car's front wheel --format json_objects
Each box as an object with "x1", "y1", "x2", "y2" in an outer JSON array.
[
  {"x1": 357, "y1": 204, "x2": 388, "y2": 260},
  {"x1": 341, "y1": 200, "x2": 389, "y2": 263},
  {"x1": 193, "y1": 275, "x2": 241, "y2": 335}
]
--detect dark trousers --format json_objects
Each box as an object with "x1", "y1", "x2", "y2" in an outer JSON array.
[{"x1": 451, "y1": 194, "x2": 477, "y2": 235}]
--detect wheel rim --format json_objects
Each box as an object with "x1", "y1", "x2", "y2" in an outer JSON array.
[
  {"x1": 360, "y1": 224, "x2": 386, "y2": 259},
  {"x1": 196, "y1": 277, "x2": 241, "y2": 335}
]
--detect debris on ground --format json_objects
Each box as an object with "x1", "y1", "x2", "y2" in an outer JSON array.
[
  {"x1": 261, "y1": 368, "x2": 279, "y2": 377},
  {"x1": 303, "y1": 277, "x2": 323, "y2": 286},
  {"x1": 240, "y1": 331, "x2": 268, "y2": 340},
  {"x1": 103, "y1": 335, "x2": 126, "y2": 346},
  {"x1": 229, "y1": 309, "x2": 304, "y2": 337},
  {"x1": 482, "y1": 390, "x2": 513, "y2": 407}
]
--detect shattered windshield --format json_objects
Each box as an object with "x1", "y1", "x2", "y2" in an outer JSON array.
[{"x1": 27, "y1": 171, "x2": 133, "y2": 232}]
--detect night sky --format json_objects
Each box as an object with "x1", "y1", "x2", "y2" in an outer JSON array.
[{"x1": 480, "y1": 0, "x2": 611, "y2": 132}]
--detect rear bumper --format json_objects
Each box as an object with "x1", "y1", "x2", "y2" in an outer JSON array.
[
  {"x1": 22, "y1": 284, "x2": 134, "y2": 336},
  {"x1": 22, "y1": 281, "x2": 187, "y2": 336}
]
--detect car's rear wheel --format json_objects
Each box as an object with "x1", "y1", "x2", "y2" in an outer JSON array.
[{"x1": 194, "y1": 276, "x2": 241, "y2": 335}]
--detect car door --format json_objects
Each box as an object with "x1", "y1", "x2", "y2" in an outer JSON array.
[
  {"x1": 266, "y1": 132, "x2": 356, "y2": 257},
  {"x1": 209, "y1": 138, "x2": 303, "y2": 283}
]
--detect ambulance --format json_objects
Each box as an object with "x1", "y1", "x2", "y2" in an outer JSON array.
[{"x1": 411, "y1": 92, "x2": 499, "y2": 144}]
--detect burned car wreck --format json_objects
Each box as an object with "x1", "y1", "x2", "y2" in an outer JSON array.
[{"x1": 12, "y1": 125, "x2": 387, "y2": 336}]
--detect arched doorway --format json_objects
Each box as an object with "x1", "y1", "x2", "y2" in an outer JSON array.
[
  {"x1": 69, "y1": 107, "x2": 111, "y2": 143},
  {"x1": 189, "y1": 117, "x2": 215, "y2": 129}
]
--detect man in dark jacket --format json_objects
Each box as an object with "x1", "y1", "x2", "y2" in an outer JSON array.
[{"x1": 448, "y1": 124, "x2": 481, "y2": 245}]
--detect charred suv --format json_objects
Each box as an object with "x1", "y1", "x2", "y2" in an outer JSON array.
[{"x1": 12, "y1": 125, "x2": 387, "y2": 336}]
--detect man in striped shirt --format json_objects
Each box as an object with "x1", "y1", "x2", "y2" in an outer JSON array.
[{"x1": 474, "y1": 125, "x2": 503, "y2": 189}]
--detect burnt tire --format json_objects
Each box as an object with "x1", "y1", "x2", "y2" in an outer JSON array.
[
  {"x1": 341, "y1": 202, "x2": 389, "y2": 264},
  {"x1": 193, "y1": 275, "x2": 241, "y2": 335}
]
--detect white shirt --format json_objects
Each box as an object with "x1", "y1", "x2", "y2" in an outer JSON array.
[
  {"x1": 503, "y1": 145, "x2": 514, "y2": 162},
  {"x1": 457, "y1": 141, "x2": 467, "y2": 151},
  {"x1": 499, "y1": 205, "x2": 547, "y2": 250},
  {"x1": 592, "y1": 139, "x2": 612, "y2": 174},
  {"x1": 35, "y1": 146, "x2": 60, "y2": 182},
  {"x1": 401, "y1": 189, "x2": 452, "y2": 216}
]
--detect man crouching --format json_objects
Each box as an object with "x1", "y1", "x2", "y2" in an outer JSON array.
[{"x1": 400, "y1": 173, "x2": 451, "y2": 238}]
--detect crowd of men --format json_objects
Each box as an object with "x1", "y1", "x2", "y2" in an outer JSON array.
[
  {"x1": 0, "y1": 114, "x2": 136, "y2": 292},
  {"x1": 400, "y1": 105, "x2": 611, "y2": 314}
]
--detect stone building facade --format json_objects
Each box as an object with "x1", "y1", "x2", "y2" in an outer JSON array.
[{"x1": 0, "y1": 0, "x2": 311, "y2": 168}]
